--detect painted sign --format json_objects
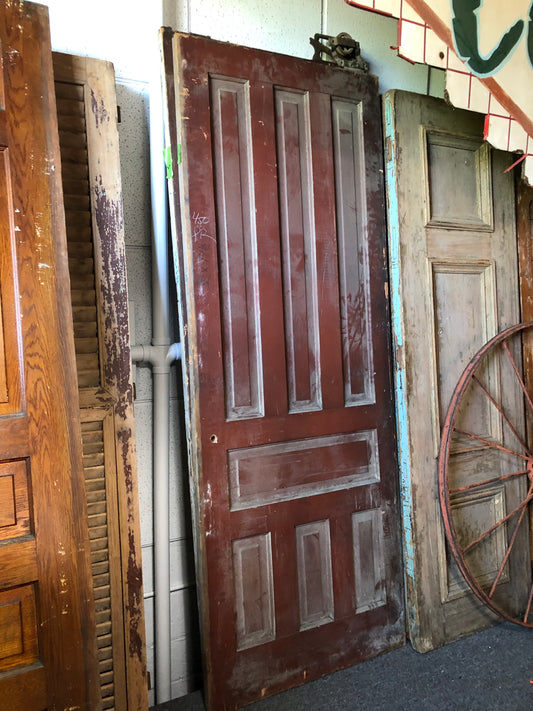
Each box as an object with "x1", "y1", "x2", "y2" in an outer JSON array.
[
  {"x1": 452, "y1": 0, "x2": 532, "y2": 77},
  {"x1": 345, "y1": 0, "x2": 533, "y2": 181}
]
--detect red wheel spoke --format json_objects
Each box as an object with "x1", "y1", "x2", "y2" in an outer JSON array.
[
  {"x1": 488, "y1": 480, "x2": 533, "y2": 598},
  {"x1": 453, "y1": 429, "x2": 529, "y2": 461},
  {"x1": 502, "y1": 340, "x2": 533, "y2": 417},
  {"x1": 440, "y1": 322, "x2": 533, "y2": 628},
  {"x1": 523, "y1": 582, "x2": 533, "y2": 623},
  {"x1": 462, "y1": 487, "x2": 533, "y2": 554},
  {"x1": 472, "y1": 374, "x2": 530, "y2": 455},
  {"x1": 449, "y1": 469, "x2": 528, "y2": 494}
]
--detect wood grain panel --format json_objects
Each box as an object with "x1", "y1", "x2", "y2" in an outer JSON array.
[
  {"x1": 0, "y1": 293, "x2": 6, "y2": 402},
  {"x1": 0, "y1": 460, "x2": 30, "y2": 539},
  {"x1": 424, "y1": 132, "x2": 493, "y2": 230},
  {"x1": 352, "y1": 509, "x2": 386, "y2": 613},
  {"x1": 233, "y1": 533, "x2": 275, "y2": 650},
  {"x1": 0, "y1": 584, "x2": 38, "y2": 671},
  {"x1": 0, "y1": 540, "x2": 37, "y2": 593},
  {"x1": 332, "y1": 99, "x2": 374, "y2": 407},
  {"x1": 0, "y1": 147, "x2": 8, "y2": 404},
  {"x1": 296, "y1": 520, "x2": 334, "y2": 630},
  {"x1": 228, "y1": 430, "x2": 379, "y2": 510},
  {"x1": 431, "y1": 260, "x2": 499, "y2": 444},
  {"x1": 211, "y1": 77, "x2": 263, "y2": 420},
  {"x1": 441, "y1": 486, "x2": 508, "y2": 602},
  {"x1": 0, "y1": 42, "x2": 4, "y2": 111},
  {"x1": 0, "y1": 473, "x2": 14, "y2": 527},
  {"x1": 276, "y1": 88, "x2": 321, "y2": 413},
  {"x1": 0, "y1": 147, "x2": 22, "y2": 413}
]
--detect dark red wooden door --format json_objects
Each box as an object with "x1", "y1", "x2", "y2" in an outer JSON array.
[{"x1": 163, "y1": 31, "x2": 404, "y2": 710}]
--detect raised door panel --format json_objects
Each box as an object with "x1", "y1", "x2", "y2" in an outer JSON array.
[
  {"x1": 163, "y1": 31, "x2": 403, "y2": 710},
  {"x1": 384, "y1": 90, "x2": 524, "y2": 651},
  {"x1": 0, "y1": 3, "x2": 99, "y2": 708}
]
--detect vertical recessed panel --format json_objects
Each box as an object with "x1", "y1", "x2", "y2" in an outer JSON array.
[
  {"x1": 0, "y1": 460, "x2": 31, "y2": 541},
  {"x1": 0, "y1": 584, "x2": 39, "y2": 671},
  {"x1": 233, "y1": 533, "x2": 275, "y2": 650},
  {"x1": 296, "y1": 520, "x2": 334, "y2": 630},
  {"x1": 441, "y1": 486, "x2": 509, "y2": 601},
  {"x1": 0, "y1": 474, "x2": 15, "y2": 527},
  {"x1": 432, "y1": 261, "x2": 499, "y2": 444},
  {"x1": 275, "y1": 89, "x2": 321, "y2": 413},
  {"x1": 0, "y1": 44, "x2": 5, "y2": 111},
  {"x1": 0, "y1": 292, "x2": 7, "y2": 404},
  {"x1": 0, "y1": 148, "x2": 19, "y2": 408},
  {"x1": 0, "y1": 601, "x2": 23, "y2": 658},
  {"x1": 332, "y1": 99, "x2": 374, "y2": 406},
  {"x1": 211, "y1": 77, "x2": 263, "y2": 420},
  {"x1": 352, "y1": 509, "x2": 386, "y2": 613},
  {"x1": 424, "y1": 132, "x2": 493, "y2": 229},
  {"x1": 0, "y1": 148, "x2": 10, "y2": 404}
]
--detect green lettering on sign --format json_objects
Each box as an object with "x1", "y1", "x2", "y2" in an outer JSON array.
[{"x1": 452, "y1": 0, "x2": 524, "y2": 76}]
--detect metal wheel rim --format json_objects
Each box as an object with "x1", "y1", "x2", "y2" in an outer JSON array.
[{"x1": 438, "y1": 321, "x2": 533, "y2": 627}]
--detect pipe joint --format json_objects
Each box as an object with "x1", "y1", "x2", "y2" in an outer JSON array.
[{"x1": 131, "y1": 341, "x2": 181, "y2": 373}]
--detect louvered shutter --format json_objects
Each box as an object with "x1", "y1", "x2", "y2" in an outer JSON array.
[{"x1": 53, "y1": 52, "x2": 149, "y2": 711}]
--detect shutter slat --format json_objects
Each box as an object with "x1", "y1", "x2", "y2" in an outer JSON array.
[{"x1": 55, "y1": 53, "x2": 147, "y2": 710}]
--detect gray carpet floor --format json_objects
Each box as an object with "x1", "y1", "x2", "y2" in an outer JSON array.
[{"x1": 151, "y1": 622, "x2": 533, "y2": 710}]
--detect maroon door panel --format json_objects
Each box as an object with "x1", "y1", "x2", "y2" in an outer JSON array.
[{"x1": 163, "y1": 31, "x2": 404, "y2": 710}]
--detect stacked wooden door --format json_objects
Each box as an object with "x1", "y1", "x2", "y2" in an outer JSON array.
[
  {"x1": 384, "y1": 90, "x2": 526, "y2": 651},
  {"x1": 0, "y1": 2, "x2": 99, "y2": 708},
  {"x1": 53, "y1": 52, "x2": 149, "y2": 710},
  {"x1": 163, "y1": 32, "x2": 404, "y2": 710}
]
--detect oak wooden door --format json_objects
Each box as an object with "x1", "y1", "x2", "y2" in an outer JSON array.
[
  {"x1": 0, "y1": 2, "x2": 99, "y2": 709},
  {"x1": 384, "y1": 90, "x2": 526, "y2": 652},
  {"x1": 163, "y1": 32, "x2": 404, "y2": 710},
  {"x1": 53, "y1": 52, "x2": 149, "y2": 710}
]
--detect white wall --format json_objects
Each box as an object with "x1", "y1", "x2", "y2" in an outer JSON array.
[{"x1": 40, "y1": 0, "x2": 443, "y2": 704}]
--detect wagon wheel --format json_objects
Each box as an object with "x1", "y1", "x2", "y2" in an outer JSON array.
[{"x1": 438, "y1": 321, "x2": 533, "y2": 627}]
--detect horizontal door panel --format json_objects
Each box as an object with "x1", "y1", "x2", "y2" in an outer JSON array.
[
  {"x1": 0, "y1": 539, "x2": 37, "y2": 588},
  {"x1": 228, "y1": 430, "x2": 380, "y2": 510},
  {"x1": 0, "y1": 663, "x2": 46, "y2": 711}
]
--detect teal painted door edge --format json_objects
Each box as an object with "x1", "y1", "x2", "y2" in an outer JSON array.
[{"x1": 382, "y1": 91, "x2": 418, "y2": 637}]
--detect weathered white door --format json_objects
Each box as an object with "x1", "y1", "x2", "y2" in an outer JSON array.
[{"x1": 384, "y1": 90, "x2": 526, "y2": 651}]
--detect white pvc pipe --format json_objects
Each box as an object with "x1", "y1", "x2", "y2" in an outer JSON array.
[
  {"x1": 134, "y1": 3, "x2": 187, "y2": 702},
  {"x1": 146, "y1": 47, "x2": 175, "y2": 703},
  {"x1": 152, "y1": 367, "x2": 171, "y2": 704}
]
